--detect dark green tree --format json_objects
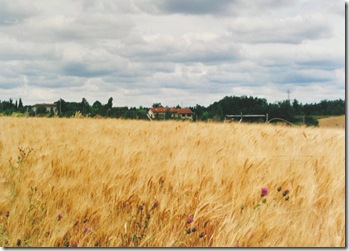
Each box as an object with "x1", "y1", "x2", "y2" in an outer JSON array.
[
  {"x1": 200, "y1": 111, "x2": 209, "y2": 121},
  {"x1": 105, "y1": 97, "x2": 113, "y2": 117},
  {"x1": 56, "y1": 99, "x2": 67, "y2": 116},
  {"x1": 1, "y1": 99, "x2": 16, "y2": 115},
  {"x1": 91, "y1": 101, "x2": 102, "y2": 116},
  {"x1": 292, "y1": 99, "x2": 302, "y2": 115},
  {"x1": 107, "y1": 97, "x2": 113, "y2": 109},
  {"x1": 152, "y1": 103, "x2": 162, "y2": 108},
  {"x1": 18, "y1": 98, "x2": 23, "y2": 109},
  {"x1": 81, "y1": 98, "x2": 90, "y2": 115},
  {"x1": 165, "y1": 108, "x2": 172, "y2": 120},
  {"x1": 191, "y1": 104, "x2": 207, "y2": 121},
  {"x1": 36, "y1": 105, "x2": 47, "y2": 116}
]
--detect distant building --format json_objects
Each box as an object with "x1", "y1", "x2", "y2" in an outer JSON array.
[
  {"x1": 148, "y1": 107, "x2": 168, "y2": 119},
  {"x1": 174, "y1": 108, "x2": 193, "y2": 120},
  {"x1": 148, "y1": 107, "x2": 193, "y2": 120},
  {"x1": 31, "y1": 103, "x2": 57, "y2": 113}
]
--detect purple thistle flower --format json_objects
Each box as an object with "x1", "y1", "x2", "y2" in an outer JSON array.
[
  {"x1": 186, "y1": 215, "x2": 194, "y2": 224},
  {"x1": 84, "y1": 226, "x2": 90, "y2": 233},
  {"x1": 58, "y1": 213, "x2": 63, "y2": 220},
  {"x1": 261, "y1": 187, "x2": 269, "y2": 197}
]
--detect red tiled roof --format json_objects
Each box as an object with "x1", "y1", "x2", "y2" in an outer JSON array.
[
  {"x1": 176, "y1": 108, "x2": 192, "y2": 114},
  {"x1": 150, "y1": 107, "x2": 167, "y2": 113},
  {"x1": 150, "y1": 107, "x2": 192, "y2": 114}
]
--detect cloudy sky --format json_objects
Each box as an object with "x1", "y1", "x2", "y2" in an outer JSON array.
[{"x1": 0, "y1": 0, "x2": 345, "y2": 107}]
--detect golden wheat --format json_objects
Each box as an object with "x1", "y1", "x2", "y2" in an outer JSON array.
[{"x1": 0, "y1": 117, "x2": 345, "y2": 247}]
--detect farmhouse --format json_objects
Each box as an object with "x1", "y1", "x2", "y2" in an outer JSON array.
[
  {"x1": 148, "y1": 107, "x2": 193, "y2": 120},
  {"x1": 31, "y1": 103, "x2": 58, "y2": 113},
  {"x1": 175, "y1": 108, "x2": 193, "y2": 120}
]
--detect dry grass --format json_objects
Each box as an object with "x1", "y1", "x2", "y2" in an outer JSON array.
[
  {"x1": 318, "y1": 115, "x2": 345, "y2": 129},
  {"x1": 0, "y1": 117, "x2": 345, "y2": 247}
]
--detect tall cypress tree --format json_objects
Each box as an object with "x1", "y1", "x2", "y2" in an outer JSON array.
[{"x1": 18, "y1": 98, "x2": 23, "y2": 108}]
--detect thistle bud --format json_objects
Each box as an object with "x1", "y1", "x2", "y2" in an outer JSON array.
[
  {"x1": 153, "y1": 200, "x2": 159, "y2": 208},
  {"x1": 283, "y1": 189, "x2": 290, "y2": 196}
]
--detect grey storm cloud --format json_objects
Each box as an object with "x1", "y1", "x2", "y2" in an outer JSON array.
[
  {"x1": 276, "y1": 73, "x2": 332, "y2": 84},
  {"x1": 154, "y1": 0, "x2": 237, "y2": 15},
  {"x1": 0, "y1": 0, "x2": 39, "y2": 25},
  {"x1": 295, "y1": 59, "x2": 344, "y2": 71},
  {"x1": 125, "y1": 39, "x2": 242, "y2": 64},
  {"x1": 137, "y1": 0, "x2": 296, "y2": 16},
  {"x1": 0, "y1": 81, "x2": 21, "y2": 89},
  {"x1": 62, "y1": 63, "x2": 111, "y2": 78}
]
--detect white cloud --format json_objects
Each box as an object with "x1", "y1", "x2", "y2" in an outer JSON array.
[{"x1": 227, "y1": 15, "x2": 333, "y2": 44}]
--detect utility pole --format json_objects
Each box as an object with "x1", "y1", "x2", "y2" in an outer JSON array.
[{"x1": 287, "y1": 89, "x2": 291, "y2": 101}]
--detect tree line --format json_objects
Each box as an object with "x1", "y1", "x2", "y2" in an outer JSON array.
[
  {"x1": 0, "y1": 96, "x2": 345, "y2": 126},
  {"x1": 0, "y1": 97, "x2": 149, "y2": 120},
  {"x1": 192, "y1": 96, "x2": 345, "y2": 125}
]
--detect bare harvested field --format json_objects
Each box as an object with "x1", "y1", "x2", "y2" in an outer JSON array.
[
  {"x1": 0, "y1": 117, "x2": 345, "y2": 247},
  {"x1": 318, "y1": 115, "x2": 345, "y2": 129}
]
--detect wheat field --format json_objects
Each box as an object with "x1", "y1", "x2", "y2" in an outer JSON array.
[{"x1": 0, "y1": 117, "x2": 345, "y2": 247}]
